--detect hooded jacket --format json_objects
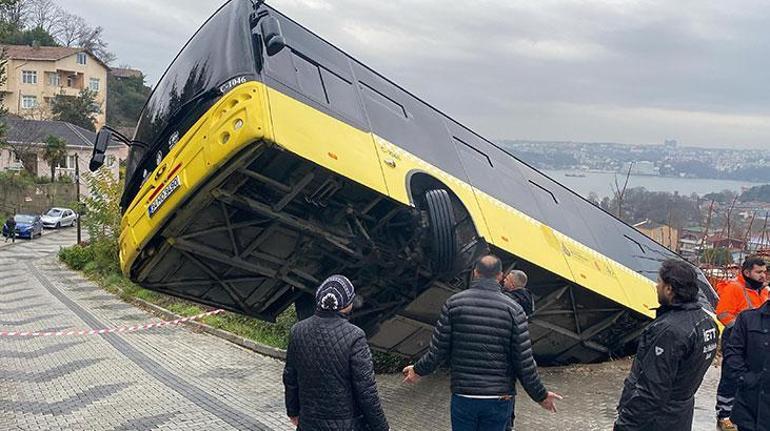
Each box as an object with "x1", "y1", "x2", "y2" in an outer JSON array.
[{"x1": 614, "y1": 302, "x2": 719, "y2": 431}]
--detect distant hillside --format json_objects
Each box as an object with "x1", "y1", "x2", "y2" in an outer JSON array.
[{"x1": 740, "y1": 184, "x2": 770, "y2": 203}]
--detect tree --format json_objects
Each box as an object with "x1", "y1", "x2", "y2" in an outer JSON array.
[
  {"x1": 27, "y1": 0, "x2": 61, "y2": 33},
  {"x1": 0, "y1": 47, "x2": 34, "y2": 175},
  {"x1": 702, "y1": 248, "x2": 733, "y2": 266},
  {"x1": 107, "y1": 71, "x2": 150, "y2": 126},
  {"x1": 41, "y1": 134, "x2": 66, "y2": 181},
  {"x1": 50, "y1": 89, "x2": 100, "y2": 131},
  {"x1": 0, "y1": 0, "x2": 26, "y2": 29},
  {"x1": 53, "y1": 11, "x2": 114, "y2": 64}
]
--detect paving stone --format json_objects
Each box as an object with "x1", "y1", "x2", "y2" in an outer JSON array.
[{"x1": 0, "y1": 228, "x2": 725, "y2": 430}]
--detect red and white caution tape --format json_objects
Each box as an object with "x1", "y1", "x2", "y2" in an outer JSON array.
[{"x1": 0, "y1": 309, "x2": 224, "y2": 337}]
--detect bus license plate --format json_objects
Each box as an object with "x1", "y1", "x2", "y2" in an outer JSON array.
[{"x1": 148, "y1": 176, "x2": 181, "y2": 217}]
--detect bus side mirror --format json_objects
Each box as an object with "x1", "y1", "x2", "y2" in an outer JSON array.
[
  {"x1": 261, "y1": 16, "x2": 286, "y2": 56},
  {"x1": 90, "y1": 127, "x2": 112, "y2": 172}
]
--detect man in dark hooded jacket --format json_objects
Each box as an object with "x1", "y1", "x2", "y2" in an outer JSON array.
[
  {"x1": 614, "y1": 259, "x2": 718, "y2": 430},
  {"x1": 283, "y1": 275, "x2": 389, "y2": 431},
  {"x1": 724, "y1": 297, "x2": 770, "y2": 431}
]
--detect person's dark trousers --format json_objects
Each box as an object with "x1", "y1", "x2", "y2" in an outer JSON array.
[
  {"x1": 451, "y1": 394, "x2": 513, "y2": 431},
  {"x1": 716, "y1": 325, "x2": 736, "y2": 419},
  {"x1": 505, "y1": 409, "x2": 515, "y2": 431}
]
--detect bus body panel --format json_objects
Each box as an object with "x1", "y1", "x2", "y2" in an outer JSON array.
[{"x1": 119, "y1": 82, "x2": 273, "y2": 273}]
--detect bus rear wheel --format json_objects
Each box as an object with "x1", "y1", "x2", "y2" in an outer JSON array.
[{"x1": 425, "y1": 189, "x2": 457, "y2": 274}]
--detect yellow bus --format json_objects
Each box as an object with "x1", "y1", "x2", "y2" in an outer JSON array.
[{"x1": 90, "y1": 0, "x2": 716, "y2": 364}]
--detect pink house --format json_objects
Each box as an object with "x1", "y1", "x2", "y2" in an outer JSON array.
[{"x1": 1, "y1": 116, "x2": 127, "y2": 195}]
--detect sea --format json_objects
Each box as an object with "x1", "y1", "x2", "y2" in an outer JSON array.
[{"x1": 542, "y1": 169, "x2": 765, "y2": 199}]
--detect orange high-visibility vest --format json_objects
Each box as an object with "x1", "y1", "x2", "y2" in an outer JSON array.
[{"x1": 715, "y1": 273, "x2": 769, "y2": 326}]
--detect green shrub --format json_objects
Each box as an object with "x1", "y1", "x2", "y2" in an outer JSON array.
[{"x1": 58, "y1": 244, "x2": 95, "y2": 270}]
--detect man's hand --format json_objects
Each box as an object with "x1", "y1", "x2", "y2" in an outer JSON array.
[
  {"x1": 402, "y1": 365, "x2": 421, "y2": 384},
  {"x1": 538, "y1": 391, "x2": 563, "y2": 413},
  {"x1": 289, "y1": 416, "x2": 299, "y2": 427}
]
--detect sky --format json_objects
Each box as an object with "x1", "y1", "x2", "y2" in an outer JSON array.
[{"x1": 61, "y1": 0, "x2": 770, "y2": 149}]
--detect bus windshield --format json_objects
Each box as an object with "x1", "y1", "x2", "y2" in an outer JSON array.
[{"x1": 123, "y1": 0, "x2": 257, "y2": 210}]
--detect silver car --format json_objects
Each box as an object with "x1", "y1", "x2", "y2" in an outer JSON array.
[{"x1": 41, "y1": 207, "x2": 77, "y2": 229}]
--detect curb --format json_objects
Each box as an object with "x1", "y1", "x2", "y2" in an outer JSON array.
[
  {"x1": 54, "y1": 259, "x2": 288, "y2": 361},
  {"x1": 124, "y1": 295, "x2": 288, "y2": 361}
]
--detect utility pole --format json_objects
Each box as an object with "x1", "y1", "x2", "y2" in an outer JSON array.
[{"x1": 75, "y1": 152, "x2": 81, "y2": 244}]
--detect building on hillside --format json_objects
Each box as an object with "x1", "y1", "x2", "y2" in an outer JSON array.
[
  {"x1": 747, "y1": 234, "x2": 770, "y2": 253},
  {"x1": 678, "y1": 226, "x2": 707, "y2": 261},
  {"x1": 0, "y1": 44, "x2": 109, "y2": 128},
  {"x1": 109, "y1": 67, "x2": 142, "y2": 80},
  {"x1": 0, "y1": 116, "x2": 126, "y2": 189},
  {"x1": 622, "y1": 160, "x2": 659, "y2": 176},
  {"x1": 633, "y1": 220, "x2": 679, "y2": 251}
]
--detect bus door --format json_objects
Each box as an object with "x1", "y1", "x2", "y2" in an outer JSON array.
[{"x1": 259, "y1": 14, "x2": 388, "y2": 196}]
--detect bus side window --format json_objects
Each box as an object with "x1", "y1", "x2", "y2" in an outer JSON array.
[
  {"x1": 320, "y1": 67, "x2": 364, "y2": 124},
  {"x1": 292, "y1": 52, "x2": 328, "y2": 104}
]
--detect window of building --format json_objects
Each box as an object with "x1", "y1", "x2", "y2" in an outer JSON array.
[
  {"x1": 47, "y1": 72, "x2": 60, "y2": 86},
  {"x1": 57, "y1": 155, "x2": 76, "y2": 169},
  {"x1": 22, "y1": 70, "x2": 37, "y2": 84},
  {"x1": 21, "y1": 95, "x2": 37, "y2": 109},
  {"x1": 89, "y1": 78, "x2": 100, "y2": 92},
  {"x1": 67, "y1": 75, "x2": 76, "y2": 87},
  {"x1": 77, "y1": 52, "x2": 87, "y2": 65}
]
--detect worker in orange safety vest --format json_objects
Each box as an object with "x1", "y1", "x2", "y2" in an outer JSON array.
[{"x1": 714, "y1": 255, "x2": 768, "y2": 431}]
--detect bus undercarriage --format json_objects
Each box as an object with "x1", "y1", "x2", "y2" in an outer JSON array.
[{"x1": 129, "y1": 140, "x2": 647, "y2": 365}]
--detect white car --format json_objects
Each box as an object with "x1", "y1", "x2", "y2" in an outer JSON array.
[{"x1": 41, "y1": 207, "x2": 77, "y2": 229}]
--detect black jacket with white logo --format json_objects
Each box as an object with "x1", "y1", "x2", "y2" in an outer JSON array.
[{"x1": 614, "y1": 301, "x2": 718, "y2": 431}]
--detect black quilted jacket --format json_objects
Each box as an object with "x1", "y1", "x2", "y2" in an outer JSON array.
[
  {"x1": 414, "y1": 278, "x2": 548, "y2": 401},
  {"x1": 283, "y1": 311, "x2": 389, "y2": 431}
]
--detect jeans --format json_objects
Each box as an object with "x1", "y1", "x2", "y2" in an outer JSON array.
[
  {"x1": 716, "y1": 326, "x2": 736, "y2": 419},
  {"x1": 451, "y1": 394, "x2": 514, "y2": 431}
]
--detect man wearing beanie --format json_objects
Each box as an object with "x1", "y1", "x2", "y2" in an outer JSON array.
[{"x1": 283, "y1": 275, "x2": 390, "y2": 431}]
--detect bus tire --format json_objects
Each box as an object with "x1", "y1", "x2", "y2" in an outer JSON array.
[{"x1": 425, "y1": 189, "x2": 457, "y2": 273}]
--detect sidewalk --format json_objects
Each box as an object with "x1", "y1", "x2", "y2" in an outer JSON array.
[{"x1": 0, "y1": 229, "x2": 723, "y2": 430}]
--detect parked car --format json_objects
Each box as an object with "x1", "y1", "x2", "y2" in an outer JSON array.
[
  {"x1": 2, "y1": 214, "x2": 43, "y2": 239},
  {"x1": 41, "y1": 207, "x2": 77, "y2": 229}
]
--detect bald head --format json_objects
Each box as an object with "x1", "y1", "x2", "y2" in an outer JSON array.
[
  {"x1": 503, "y1": 270, "x2": 528, "y2": 291},
  {"x1": 474, "y1": 255, "x2": 502, "y2": 280}
]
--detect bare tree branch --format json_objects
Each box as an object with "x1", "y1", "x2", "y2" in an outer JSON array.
[
  {"x1": 611, "y1": 162, "x2": 633, "y2": 219},
  {"x1": 27, "y1": 0, "x2": 62, "y2": 32}
]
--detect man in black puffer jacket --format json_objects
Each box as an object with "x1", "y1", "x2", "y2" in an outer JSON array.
[
  {"x1": 283, "y1": 275, "x2": 389, "y2": 431},
  {"x1": 403, "y1": 255, "x2": 561, "y2": 431},
  {"x1": 614, "y1": 259, "x2": 719, "y2": 431}
]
